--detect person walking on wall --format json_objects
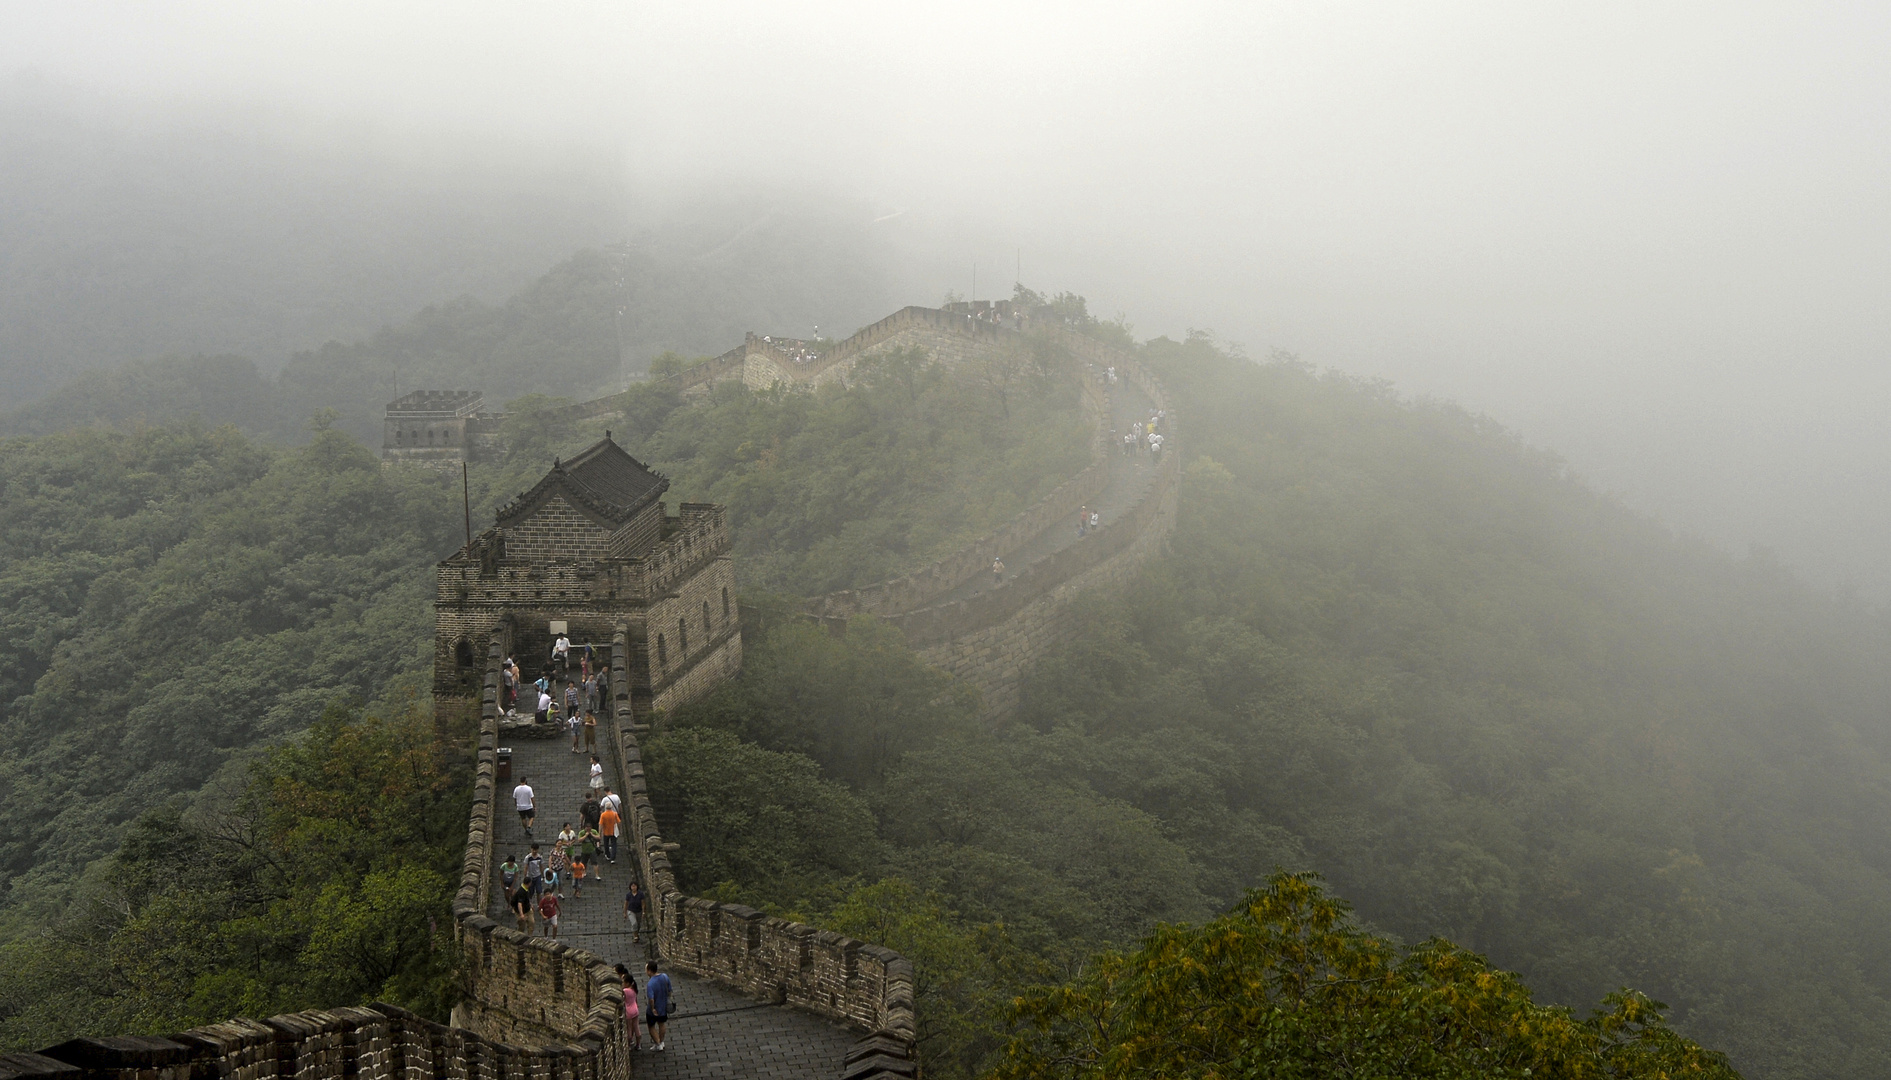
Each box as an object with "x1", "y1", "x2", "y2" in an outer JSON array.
[
  {"x1": 625, "y1": 881, "x2": 644, "y2": 944},
  {"x1": 583, "y1": 710, "x2": 598, "y2": 753},
  {"x1": 578, "y1": 823, "x2": 602, "y2": 882},
  {"x1": 581, "y1": 791, "x2": 602, "y2": 833},
  {"x1": 564, "y1": 680, "x2": 580, "y2": 721},
  {"x1": 583, "y1": 671, "x2": 599, "y2": 715},
  {"x1": 617, "y1": 965, "x2": 643, "y2": 1051},
  {"x1": 514, "y1": 777, "x2": 536, "y2": 833},
  {"x1": 600, "y1": 785, "x2": 622, "y2": 819},
  {"x1": 599, "y1": 800, "x2": 620, "y2": 864},
  {"x1": 511, "y1": 881, "x2": 534, "y2": 935},
  {"x1": 645, "y1": 961, "x2": 672, "y2": 1051},
  {"x1": 538, "y1": 888, "x2": 560, "y2": 938},
  {"x1": 991, "y1": 556, "x2": 1004, "y2": 584},
  {"x1": 569, "y1": 709, "x2": 582, "y2": 753},
  {"x1": 524, "y1": 844, "x2": 545, "y2": 899},
  {"x1": 589, "y1": 754, "x2": 605, "y2": 792}
]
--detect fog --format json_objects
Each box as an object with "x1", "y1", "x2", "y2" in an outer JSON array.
[{"x1": 5, "y1": 1, "x2": 1890, "y2": 595}]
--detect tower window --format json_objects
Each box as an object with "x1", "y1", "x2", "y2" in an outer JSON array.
[
  {"x1": 678, "y1": 617, "x2": 689, "y2": 656},
  {"x1": 656, "y1": 634, "x2": 667, "y2": 670},
  {"x1": 722, "y1": 586, "x2": 731, "y2": 621},
  {"x1": 703, "y1": 599, "x2": 712, "y2": 633}
]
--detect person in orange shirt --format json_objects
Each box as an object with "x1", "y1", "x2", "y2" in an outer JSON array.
[{"x1": 599, "y1": 803, "x2": 621, "y2": 864}]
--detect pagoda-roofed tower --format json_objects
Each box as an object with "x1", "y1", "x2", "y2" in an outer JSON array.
[{"x1": 433, "y1": 434, "x2": 741, "y2": 731}]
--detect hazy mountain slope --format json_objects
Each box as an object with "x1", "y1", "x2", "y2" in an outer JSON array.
[
  {"x1": 1007, "y1": 335, "x2": 1891, "y2": 1079},
  {"x1": 0, "y1": 82, "x2": 626, "y2": 412}
]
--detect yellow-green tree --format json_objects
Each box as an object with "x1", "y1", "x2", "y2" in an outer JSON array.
[{"x1": 994, "y1": 872, "x2": 1739, "y2": 1080}]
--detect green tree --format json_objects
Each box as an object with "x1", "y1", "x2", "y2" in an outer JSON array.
[{"x1": 996, "y1": 872, "x2": 1740, "y2": 1080}]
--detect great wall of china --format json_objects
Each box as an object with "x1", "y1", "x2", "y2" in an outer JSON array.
[{"x1": 0, "y1": 303, "x2": 1177, "y2": 1080}]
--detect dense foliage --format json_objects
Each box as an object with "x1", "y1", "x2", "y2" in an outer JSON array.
[
  {"x1": 656, "y1": 328, "x2": 1891, "y2": 1079},
  {"x1": 0, "y1": 420, "x2": 465, "y2": 923},
  {"x1": 996, "y1": 872, "x2": 1738, "y2": 1080},
  {"x1": 0, "y1": 699, "x2": 468, "y2": 1048}
]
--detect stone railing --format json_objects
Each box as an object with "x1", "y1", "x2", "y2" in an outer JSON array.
[
  {"x1": 605, "y1": 630, "x2": 918, "y2": 1066},
  {"x1": 1, "y1": 1003, "x2": 613, "y2": 1080}
]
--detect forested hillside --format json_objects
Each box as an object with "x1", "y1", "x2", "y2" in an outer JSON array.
[
  {"x1": 649, "y1": 331, "x2": 1891, "y2": 1079},
  {"x1": 6, "y1": 272, "x2": 1891, "y2": 1077}
]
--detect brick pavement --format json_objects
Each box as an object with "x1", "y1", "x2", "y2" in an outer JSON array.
[{"x1": 491, "y1": 729, "x2": 855, "y2": 1079}]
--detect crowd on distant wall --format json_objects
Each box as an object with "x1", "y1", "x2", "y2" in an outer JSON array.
[{"x1": 760, "y1": 335, "x2": 822, "y2": 365}]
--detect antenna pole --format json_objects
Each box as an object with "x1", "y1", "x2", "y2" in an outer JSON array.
[{"x1": 462, "y1": 462, "x2": 473, "y2": 551}]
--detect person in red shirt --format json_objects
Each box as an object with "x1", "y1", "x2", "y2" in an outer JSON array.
[{"x1": 538, "y1": 890, "x2": 560, "y2": 938}]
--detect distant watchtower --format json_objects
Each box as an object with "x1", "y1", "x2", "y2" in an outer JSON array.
[
  {"x1": 433, "y1": 434, "x2": 742, "y2": 726},
  {"x1": 383, "y1": 390, "x2": 504, "y2": 466}
]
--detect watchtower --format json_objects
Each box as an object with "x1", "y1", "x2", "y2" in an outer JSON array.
[{"x1": 433, "y1": 435, "x2": 742, "y2": 728}]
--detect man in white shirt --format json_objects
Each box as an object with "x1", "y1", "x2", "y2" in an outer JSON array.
[
  {"x1": 514, "y1": 778, "x2": 536, "y2": 833},
  {"x1": 599, "y1": 786, "x2": 623, "y2": 817},
  {"x1": 552, "y1": 634, "x2": 571, "y2": 674}
]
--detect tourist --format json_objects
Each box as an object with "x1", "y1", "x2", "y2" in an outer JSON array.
[
  {"x1": 645, "y1": 962, "x2": 672, "y2": 1051},
  {"x1": 599, "y1": 785, "x2": 622, "y2": 818},
  {"x1": 581, "y1": 790, "x2": 602, "y2": 832},
  {"x1": 589, "y1": 754, "x2": 605, "y2": 792},
  {"x1": 569, "y1": 710, "x2": 582, "y2": 753},
  {"x1": 535, "y1": 687, "x2": 552, "y2": 725},
  {"x1": 579, "y1": 824, "x2": 602, "y2": 881},
  {"x1": 583, "y1": 710, "x2": 598, "y2": 753},
  {"x1": 514, "y1": 777, "x2": 536, "y2": 832},
  {"x1": 554, "y1": 823, "x2": 576, "y2": 895},
  {"x1": 599, "y1": 799, "x2": 620, "y2": 864},
  {"x1": 564, "y1": 680, "x2": 581, "y2": 720},
  {"x1": 534, "y1": 672, "x2": 551, "y2": 701},
  {"x1": 583, "y1": 671, "x2": 599, "y2": 714},
  {"x1": 571, "y1": 851, "x2": 587, "y2": 898},
  {"x1": 991, "y1": 556, "x2": 1004, "y2": 584},
  {"x1": 537, "y1": 889, "x2": 560, "y2": 938},
  {"x1": 502, "y1": 661, "x2": 518, "y2": 715},
  {"x1": 617, "y1": 965, "x2": 643, "y2": 1051},
  {"x1": 524, "y1": 844, "x2": 545, "y2": 898},
  {"x1": 552, "y1": 632, "x2": 571, "y2": 674},
  {"x1": 625, "y1": 881, "x2": 644, "y2": 944},
  {"x1": 499, "y1": 853, "x2": 521, "y2": 898},
  {"x1": 511, "y1": 882, "x2": 534, "y2": 934},
  {"x1": 1078, "y1": 504, "x2": 1089, "y2": 538},
  {"x1": 1090, "y1": 510, "x2": 1100, "y2": 531}
]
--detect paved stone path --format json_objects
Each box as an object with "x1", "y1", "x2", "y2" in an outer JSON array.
[
  {"x1": 491, "y1": 732, "x2": 856, "y2": 1078},
  {"x1": 932, "y1": 374, "x2": 1160, "y2": 608}
]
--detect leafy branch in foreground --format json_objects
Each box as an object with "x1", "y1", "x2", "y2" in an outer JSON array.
[{"x1": 994, "y1": 872, "x2": 1739, "y2": 1080}]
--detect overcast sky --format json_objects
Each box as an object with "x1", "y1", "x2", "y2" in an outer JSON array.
[{"x1": 6, "y1": 1, "x2": 1889, "y2": 593}]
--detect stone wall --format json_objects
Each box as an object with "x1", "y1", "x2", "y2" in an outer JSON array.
[
  {"x1": 3, "y1": 1003, "x2": 613, "y2": 1080},
  {"x1": 807, "y1": 373, "x2": 1111, "y2": 620},
  {"x1": 449, "y1": 641, "x2": 630, "y2": 1078},
  {"x1": 605, "y1": 631, "x2": 918, "y2": 1067},
  {"x1": 898, "y1": 338, "x2": 1179, "y2": 718},
  {"x1": 783, "y1": 309, "x2": 1181, "y2": 721}
]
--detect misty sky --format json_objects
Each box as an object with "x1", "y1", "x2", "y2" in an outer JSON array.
[{"x1": 6, "y1": 1, "x2": 1890, "y2": 594}]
